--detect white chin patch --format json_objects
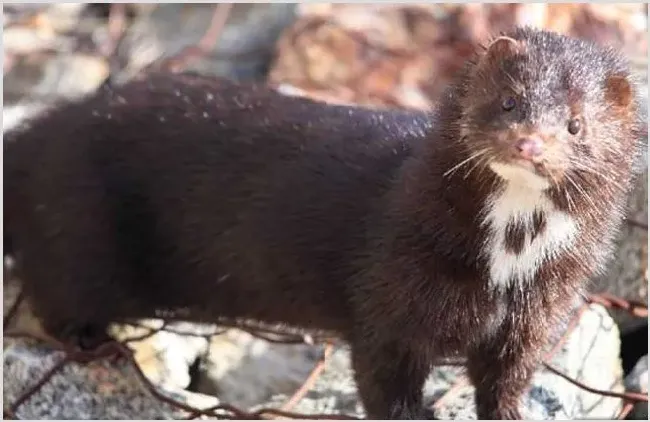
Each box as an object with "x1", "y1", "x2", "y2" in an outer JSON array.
[{"x1": 489, "y1": 162, "x2": 550, "y2": 190}]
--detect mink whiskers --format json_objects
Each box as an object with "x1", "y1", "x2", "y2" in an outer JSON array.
[{"x1": 443, "y1": 146, "x2": 491, "y2": 178}]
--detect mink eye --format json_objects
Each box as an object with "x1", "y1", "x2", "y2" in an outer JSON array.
[
  {"x1": 502, "y1": 97, "x2": 516, "y2": 111},
  {"x1": 568, "y1": 119, "x2": 581, "y2": 135}
]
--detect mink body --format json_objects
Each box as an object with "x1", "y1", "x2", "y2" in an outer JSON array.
[{"x1": 4, "y1": 27, "x2": 644, "y2": 419}]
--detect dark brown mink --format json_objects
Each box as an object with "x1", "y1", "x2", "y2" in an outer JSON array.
[{"x1": 3, "y1": 27, "x2": 645, "y2": 419}]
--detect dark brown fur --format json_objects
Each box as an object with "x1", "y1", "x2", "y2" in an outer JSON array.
[
  {"x1": 4, "y1": 27, "x2": 644, "y2": 419},
  {"x1": 504, "y1": 220, "x2": 526, "y2": 254}
]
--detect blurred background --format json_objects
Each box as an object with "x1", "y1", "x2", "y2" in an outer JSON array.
[
  {"x1": 2, "y1": 3, "x2": 648, "y2": 420},
  {"x1": 3, "y1": 3, "x2": 648, "y2": 108}
]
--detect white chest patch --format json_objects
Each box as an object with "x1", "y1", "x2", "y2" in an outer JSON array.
[{"x1": 481, "y1": 177, "x2": 579, "y2": 292}]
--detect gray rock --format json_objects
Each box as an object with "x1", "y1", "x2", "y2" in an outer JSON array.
[
  {"x1": 590, "y1": 163, "x2": 648, "y2": 334},
  {"x1": 3, "y1": 26, "x2": 68, "y2": 56},
  {"x1": 2, "y1": 340, "x2": 219, "y2": 419},
  {"x1": 4, "y1": 55, "x2": 51, "y2": 105},
  {"x1": 31, "y1": 54, "x2": 109, "y2": 100},
  {"x1": 194, "y1": 329, "x2": 324, "y2": 409},
  {"x1": 116, "y1": 4, "x2": 296, "y2": 82},
  {"x1": 2, "y1": 103, "x2": 48, "y2": 134},
  {"x1": 257, "y1": 304, "x2": 624, "y2": 419},
  {"x1": 111, "y1": 321, "x2": 212, "y2": 391},
  {"x1": 624, "y1": 355, "x2": 648, "y2": 419},
  {"x1": 4, "y1": 53, "x2": 109, "y2": 104},
  {"x1": 589, "y1": 68, "x2": 648, "y2": 334}
]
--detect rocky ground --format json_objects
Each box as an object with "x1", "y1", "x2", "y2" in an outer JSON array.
[{"x1": 3, "y1": 3, "x2": 648, "y2": 420}]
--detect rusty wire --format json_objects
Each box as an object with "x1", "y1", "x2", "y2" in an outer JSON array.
[
  {"x1": 627, "y1": 217, "x2": 649, "y2": 231},
  {"x1": 3, "y1": 288, "x2": 647, "y2": 420},
  {"x1": 150, "y1": 3, "x2": 235, "y2": 74}
]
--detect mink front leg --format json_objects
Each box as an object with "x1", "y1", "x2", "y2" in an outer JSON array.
[
  {"x1": 351, "y1": 337, "x2": 434, "y2": 419},
  {"x1": 466, "y1": 301, "x2": 550, "y2": 420}
]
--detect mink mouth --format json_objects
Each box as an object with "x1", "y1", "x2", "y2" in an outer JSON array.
[
  {"x1": 492, "y1": 158, "x2": 547, "y2": 177},
  {"x1": 509, "y1": 158, "x2": 547, "y2": 175},
  {"x1": 488, "y1": 158, "x2": 553, "y2": 190}
]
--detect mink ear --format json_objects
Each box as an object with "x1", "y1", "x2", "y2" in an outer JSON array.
[
  {"x1": 485, "y1": 36, "x2": 521, "y2": 59},
  {"x1": 605, "y1": 74, "x2": 633, "y2": 109}
]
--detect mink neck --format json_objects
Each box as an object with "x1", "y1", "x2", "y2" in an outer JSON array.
[
  {"x1": 384, "y1": 87, "x2": 501, "y2": 269},
  {"x1": 398, "y1": 87, "x2": 498, "y2": 226}
]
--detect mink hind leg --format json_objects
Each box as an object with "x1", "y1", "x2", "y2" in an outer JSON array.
[
  {"x1": 351, "y1": 336, "x2": 435, "y2": 419},
  {"x1": 16, "y1": 208, "x2": 129, "y2": 351},
  {"x1": 19, "y1": 251, "x2": 123, "y2": 350}
]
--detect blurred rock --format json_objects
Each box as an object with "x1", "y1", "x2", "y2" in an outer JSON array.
[
  {"x1": 4, "y1": 1, "x2": 110, "y2": 105},
  {"x1": 268, "y1": 4, "x2": 469, "y2": 109},
  {"x1": 111, "y1": 321, "x2": 211, "y2": 392},
  {"x1": 2, "y1": 277, "x2": 43, "y2": 345},
  {"x1": 31, "y1": 53, "x2": 109, "y2": 100},
  {"x1": 590, "y1": 165, "x2": 648, "y2": 334},
  {"x1": 33, "y1": 3, "x2": 87, "y2": 33},
  {"x1": 3, "y1": 3, "x2": 49, "y2": 27},
  {"x1": 624, "y1": 355, "x2": 648, "y2": 419},
  {"x1": 259, "y1": 304, "x2": 624, "y2": 419},
  {"x1": 590, "y1": 83, "x2": 648, "y2": 333},
  {"x1": 3, "y1": 339, "x2": 219, "y2": 419},
  {"x1": 115, "y1": 4, "x2": 296, "y2": 83},
  {"x1": 4, "y1": 53, "x2": 51, "y2": 104},
  {"x1": 2, "y1": 102, "x2": 47, "y2": 134},
  {"x1": 269, "y1": 4, "x2": 647, "y2": 109},
  {"x1": 3, "y1": 25, "x2": 64, "y2": 56},
  {"x1": 193, "y1": 329, "x2": 323, "y2": 409},
  {"x1": 4, "y1": 4, "x2": 297, "y2": 104}
]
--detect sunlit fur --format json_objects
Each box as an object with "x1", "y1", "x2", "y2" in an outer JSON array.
[{"x1": 442, "y1": 27, "x2": 645, "y2": 292}]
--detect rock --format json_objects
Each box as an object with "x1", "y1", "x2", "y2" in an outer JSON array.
[
  {"x1": 3, "y1": 25, "x2": 65, "y2": 56},
  {"x1": 113, "y1": 321, "x2": 324, "y2": 408},
  {"x1": 3, "y1": 300, "x2": 626, "y2": 419},
  {"x1": 115, "y1": 4, "x2": 296, "y2": 82},
  {"x1": 624, "y1": 355, "x2": 648, "y2": 419},
  {"x1": 532, "y1": 304, "x2": 625, "y2": 419},
  {"x1": 2, "y1": 102, "x2": 48, "y2": 133},
  {"x1": 253, "y1": 345, "x2": 365, "y2": 417},
  {"x1": 111, "y1": 321, "x2": 212, "y2": 392},
  {"x1": 4, "y1": 53, "x2": 109, "y2": 104},
  {"x1": 590, "y1": 168, "x2": 648, "y2": 334},
  {"x1": 4, "y1": 54, "x2": 51, "y2": 105},
  {"x1": 2, "y1": 278, "x2": 43, "y2": 343},
  {"x1": 3, "y1": 3, "x2": 111, "y2": 104},
  {"x1": 3, "y1": 4, "x2": 86, "y2": 36},
  {"x1": 268, "y1": 4, "x2": 647, "y2": 110},
  {"x1": 268, "y1": 4, "x2": 462, "y2": 110},
  {"x1": 3, "y1": 4, "x2": 49, "y2": 27},
  {"x1": 258, "y1": 304, "x2": 624, "y2": 419},
  {"x1": 31, "y1": 54, "x2": 109, "y2": 100},
  {"x1": 193, "y1": 329, "x2": 324, "y2": 409},
  {"x1": 2, "y1": 339, "x2": 219, "y2": 419},
  {"x1": 590, "y1": 69, "x2": 648, "y2": 334},
  {"x1": 36, "y1": 4, "x2": 88, "y2": 33}
]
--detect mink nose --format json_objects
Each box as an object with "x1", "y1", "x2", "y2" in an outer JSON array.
[{"x1": 515, "y1": 137, "x2": 543, "y2": 160}]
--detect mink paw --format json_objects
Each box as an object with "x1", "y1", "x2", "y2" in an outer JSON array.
[
  {"x1": 386, "y1": 404, "x2": 437, "y2": 420},
  {"x1": 420, "y1": 407, "x2": 437, "y2": 420},
  {"x1": 43, "y1": 320, "x2": 112, "y2": 351},
  {"x1": 479, "y1": 407, "x2": 522, "y2": 420}
]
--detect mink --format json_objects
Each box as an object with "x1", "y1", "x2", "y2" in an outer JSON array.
[{"x1": 3, "y1": 27, "x2": 644, "y2": 419}]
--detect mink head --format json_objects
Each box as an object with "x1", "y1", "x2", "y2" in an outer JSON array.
[{"x1": 457, "y1": 27, "x2": 644, "y2": 193}]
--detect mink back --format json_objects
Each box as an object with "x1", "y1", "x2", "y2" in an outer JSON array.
[{"x1": 4, "y1": 73, "x2": 434, "y2": 334}]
